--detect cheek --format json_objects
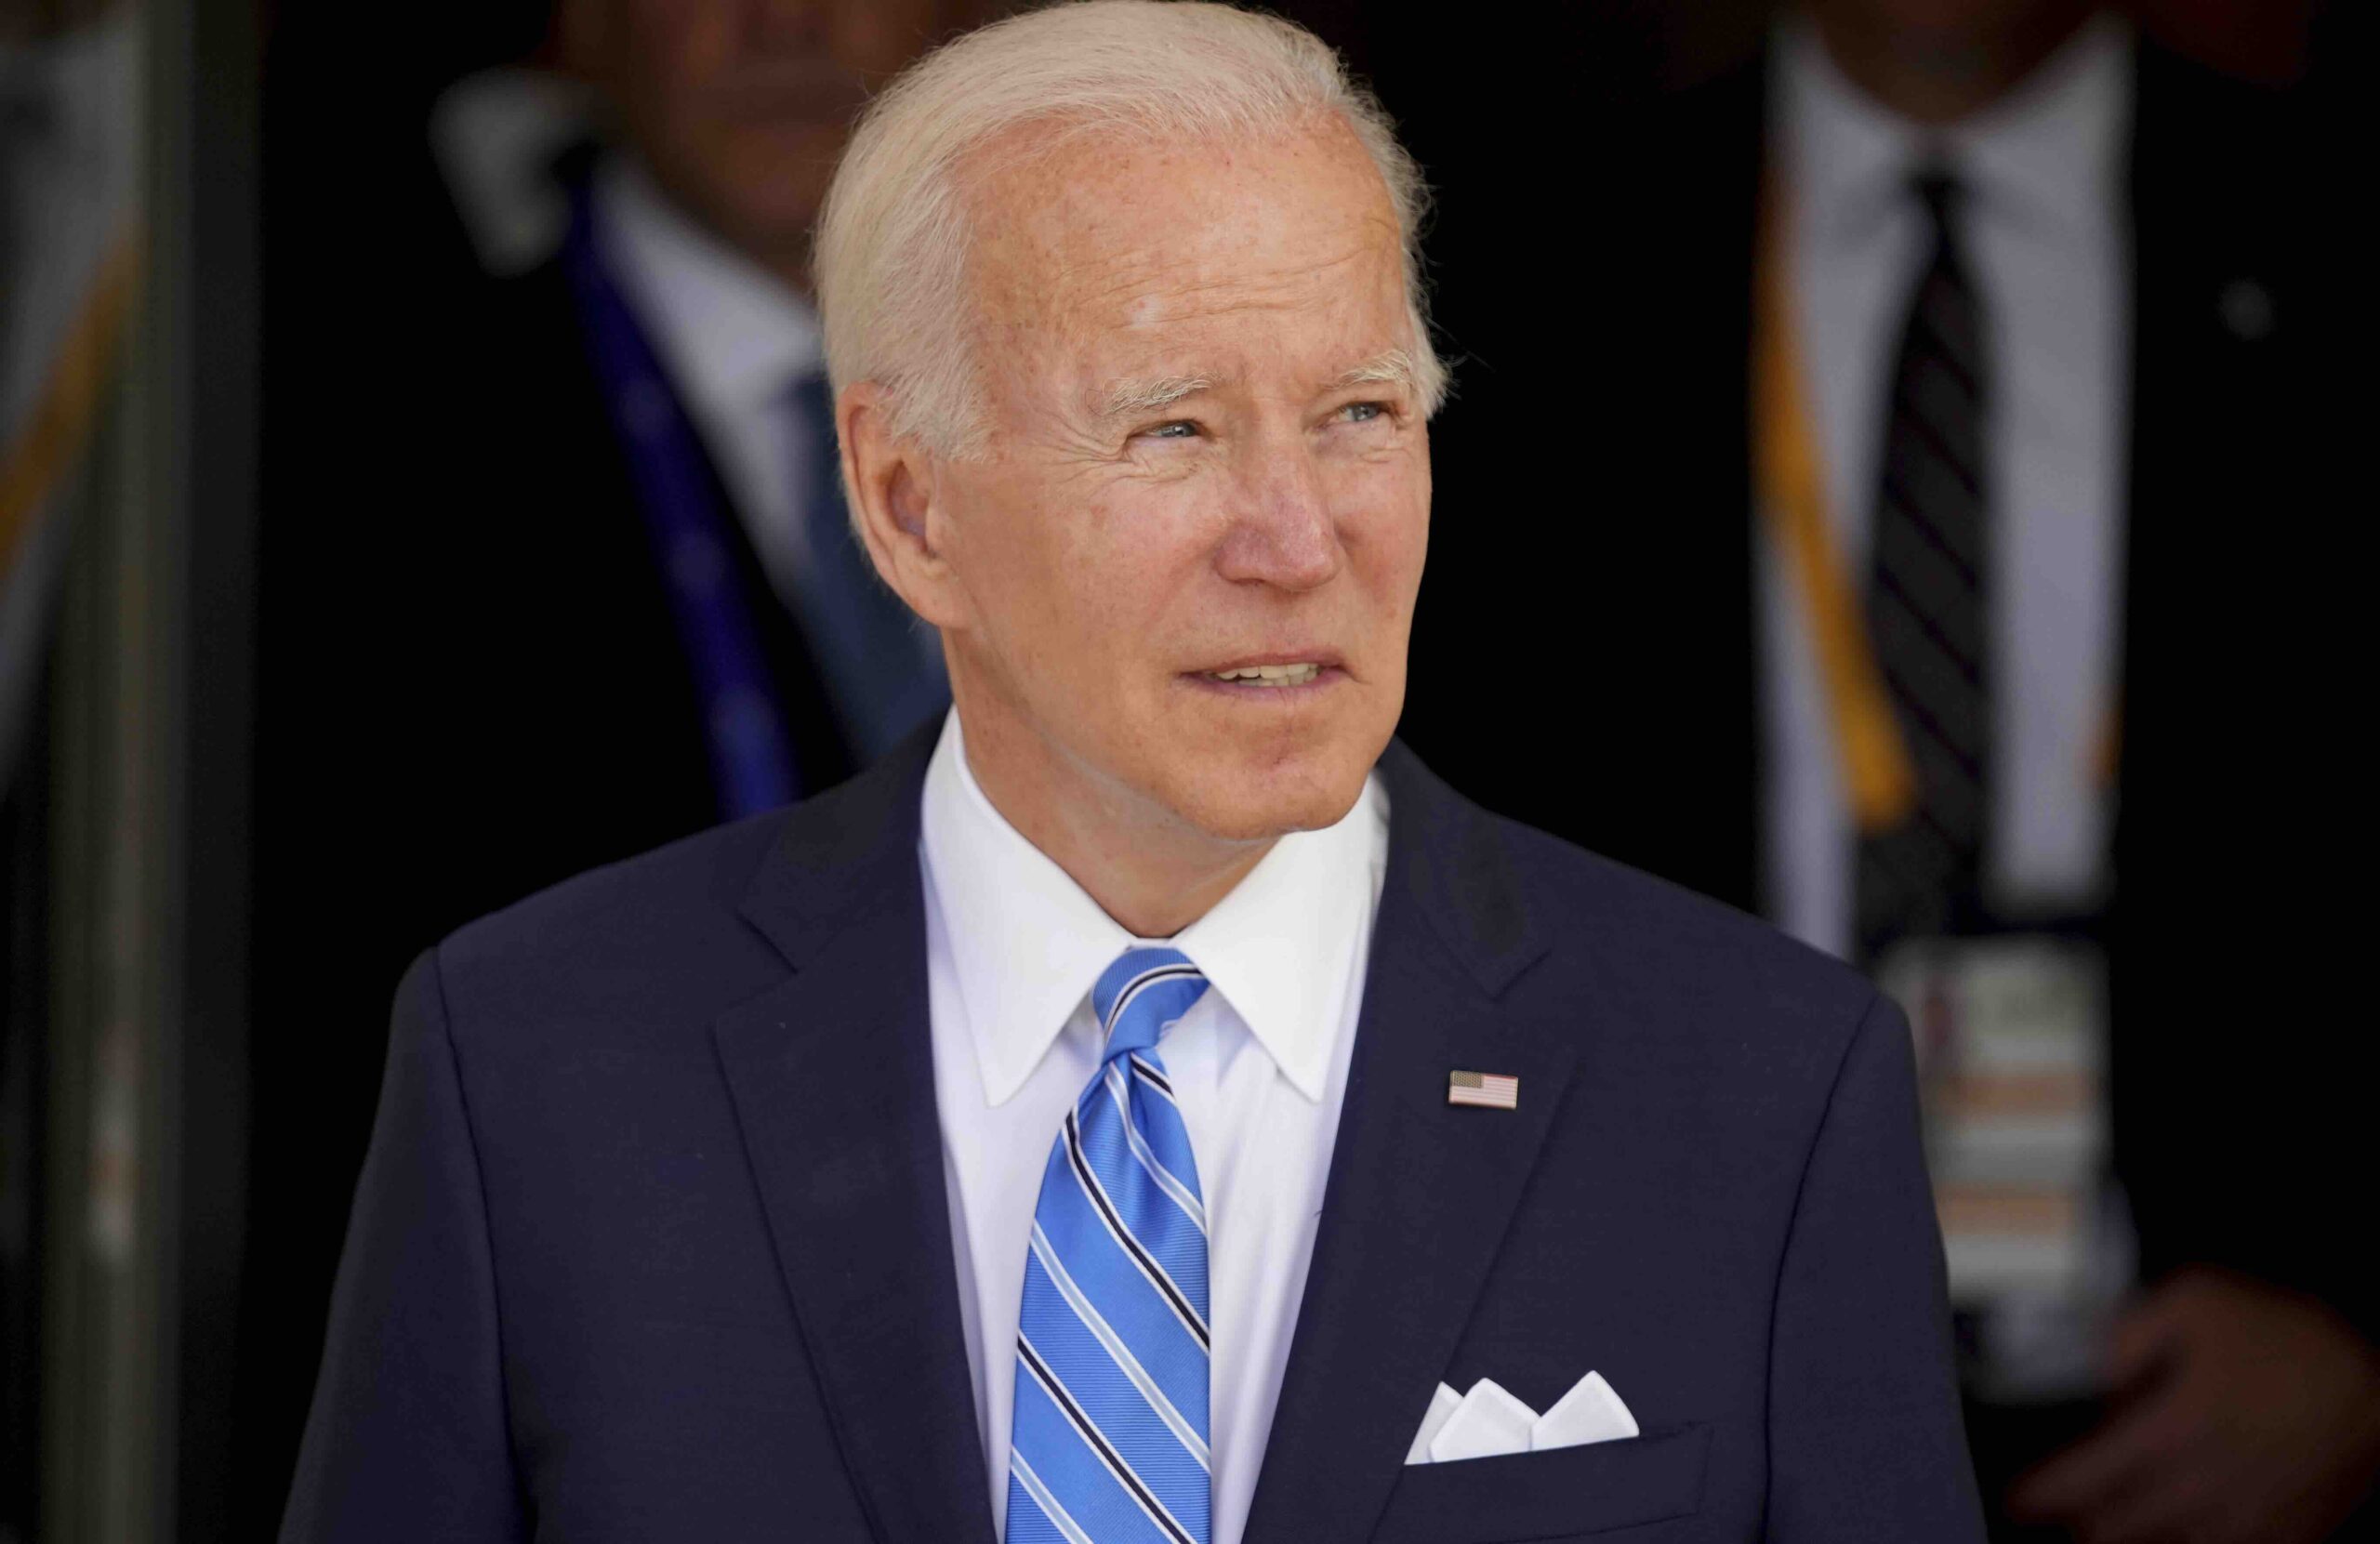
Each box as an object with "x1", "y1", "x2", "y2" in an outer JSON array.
[
  {"x1": 952, "y1": 482, "x2": 1138, "y2": 689},
  {"x1": 1062, "y1": 517, "x2": 1197, "y2": 681},
  {"x1": 1341, "y1": 455, "x2": 1432, "y2": 610},
  {"x1": 1056, "y1": 473, "x2": 1219, "y2": 626}
]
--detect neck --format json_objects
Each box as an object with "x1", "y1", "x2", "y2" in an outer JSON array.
[
  {"x1": 958, "y1": 708, "x2": 1275, "y2": 942},
  {"x1": 1806, "y1": 2, "x2": 2095, "y2": 125}
]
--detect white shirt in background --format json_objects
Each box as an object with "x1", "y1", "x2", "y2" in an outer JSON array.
[
  {"x1": 591, "y1": 152, "x2": 825, "y2": 610},
  {"x1": 919, "y1": 709, "x2": 1388, "y2": 1544},
  {"x1": 1763, "y1": 16, "x2": 2133, "y2": 957}
]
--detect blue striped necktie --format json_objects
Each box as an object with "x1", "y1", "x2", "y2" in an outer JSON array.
[{"x1": 1007, "y1": 948, "x2": 1212, "y2": 1544}]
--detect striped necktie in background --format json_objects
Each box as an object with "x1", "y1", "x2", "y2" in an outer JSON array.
[
  {"x1": 1857, "y1": 168, "x2": 1992, "y2": 961},
  {"x1": 1007, "y1": 947, "x2": 1212, "y2": 1544}
]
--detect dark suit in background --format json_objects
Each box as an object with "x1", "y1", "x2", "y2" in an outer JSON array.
[
  {"x1": 369, "y1": 191, "x2": 867, "y2": 946},
  {"x1": 1394, "y1": 22, "x2": 2370, "y2": 1536}
]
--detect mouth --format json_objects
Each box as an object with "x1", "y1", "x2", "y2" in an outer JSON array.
[
  {"x1": 1202, "y1": 662, "x2": 1326, "y2": 688},
  {"x1": 1183, "y1": 652, "x2": 1347, "y2": 697}
]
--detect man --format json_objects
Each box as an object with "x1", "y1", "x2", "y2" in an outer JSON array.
[
  {"x1": 380, "y1": 0, "x2": 966, "y2": 964},
  {"x1": 243, "y1": 2, "x2": 962, "y2": 1511},
  {"x1": 1395, "y1": 0, "x2": 2374, "y2": 1538},
  {"x1": 283, "y1": 6, "x2": 1983, "y2": 1540}
]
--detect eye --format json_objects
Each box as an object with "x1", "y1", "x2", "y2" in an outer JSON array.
[
  {"x1": 1134, "y1": 419, "x2": 1200, "y2": 442},
  {"x1": 1338, "y1": 401, "x2": 1392, "y2": 425}
]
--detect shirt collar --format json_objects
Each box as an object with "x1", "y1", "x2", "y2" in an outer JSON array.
[
  {"x1": 1778, "y1": 12, "x2": 2131, "y2": 245},
  {"x1": 590, "y1": 151, "x2": 823, "y2": 413},
  {"x1": 919, "y1": 710, "x2": 1388, "y2": 1108}
]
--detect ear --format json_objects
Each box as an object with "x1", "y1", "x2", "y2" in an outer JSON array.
[{"x1": 840, "y1": 382, "x2": 974, "y2": 631}]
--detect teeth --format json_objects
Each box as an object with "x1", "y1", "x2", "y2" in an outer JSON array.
[{"x1": 1206, "y1": 663, "x2": 1323, "y2": 687}]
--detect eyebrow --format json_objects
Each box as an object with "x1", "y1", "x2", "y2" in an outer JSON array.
[
  {"x1": 1328, "y1": 350, "x2": 1424, "y2": 395},
  {"x1": 1093, "y1": 350, "x2": 1422, "y2": 421},
  {"x1": 1094, "y1": 375, "x2": 1213, "y2": 419}
]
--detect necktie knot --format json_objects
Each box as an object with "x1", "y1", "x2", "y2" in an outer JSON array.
[{"x1": 1092, "y1": 947, "x2": 1208, "y2": 1060}]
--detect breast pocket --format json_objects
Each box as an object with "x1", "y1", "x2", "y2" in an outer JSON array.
[{"x1": 1370, "y1": 1423, "x2": 1711, "y2": 1544}]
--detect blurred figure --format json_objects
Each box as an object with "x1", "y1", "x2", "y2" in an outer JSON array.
[
  {"x1": 1399, "y1": 0, "x2": 2372, "y2": 1539},
  {"x1": 1760, "y1": 6, "x2": 2375, "y2": 1538},
  {"x1": 241, "y1": 0, "x2": 965, "y2": 1527},
  {"x1": 398, "y1": 0, "x2": 959, "y2": 944}
]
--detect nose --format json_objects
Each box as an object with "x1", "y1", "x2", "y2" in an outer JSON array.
[{"x1": 1214, "y1": 438, "x2": 1342, "y2": 593}]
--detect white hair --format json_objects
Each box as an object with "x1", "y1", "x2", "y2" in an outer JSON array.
[{"x1": 813, "y1": 0, "x2": 1448, "y2": 457}]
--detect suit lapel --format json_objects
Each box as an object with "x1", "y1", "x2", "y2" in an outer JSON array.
[
  {"x1": 712, "y1": 734, "x2": 997, "y2": 1544},
  {"x1": 1242, "y1": 745, "x2": 1575, "y2": 1544}
]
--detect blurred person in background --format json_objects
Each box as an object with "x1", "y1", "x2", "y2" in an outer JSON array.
[
  {"x1": 240, "y1": 0, "x2": 969, "y2": 1525},
  {"x1": 393, "y1": 0, "x2": 965, "y2": 968},
  {"x1": 1398, "y1": 0, "x2": 2373, "y2": 1538}
]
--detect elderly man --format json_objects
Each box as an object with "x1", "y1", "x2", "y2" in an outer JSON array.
[{"x1": 282, "y1": 5, "x2": 1983, "y2": 1541}]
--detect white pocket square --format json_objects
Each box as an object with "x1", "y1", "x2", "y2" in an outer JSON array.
[{"x1": 1405, "y1": 1371, "x2": 1639, "y2": 1465}]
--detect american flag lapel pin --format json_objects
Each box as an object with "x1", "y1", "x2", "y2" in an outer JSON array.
[{"x1": 1447, "y1": 1070, "x2": 1519, "y2": 1110}]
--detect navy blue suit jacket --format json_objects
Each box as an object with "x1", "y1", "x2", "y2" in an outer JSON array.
[{"x1": 283, "y1": 732, "x2": 1982, "y2": 1542}]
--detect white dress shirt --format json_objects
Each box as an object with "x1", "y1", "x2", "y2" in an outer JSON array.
[
  {"x1": 1762, "y1": 17, "x2": 2132, "y2": 957},
  {"x1": 590, "y1": 152, "x2": 826, "y2": 609},
  {"x1": 919, "y1": 710, "x2": 1388, "y2": 1543}
]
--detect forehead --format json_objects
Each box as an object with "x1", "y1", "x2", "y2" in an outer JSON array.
[{"x1": 965, "y1": 117, "x2": 1408, "y2": 377}]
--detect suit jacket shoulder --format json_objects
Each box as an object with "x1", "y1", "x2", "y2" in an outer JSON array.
[
  {"x1": 433, "y1": 721, "x2": 932, "y2": 1052},
  {"x1": 1379, "y1": 738, "x2": 1881, "y2": 1077},
  {"x1": 433, "y1": 805, "x2": 791, "y2": 1040}
]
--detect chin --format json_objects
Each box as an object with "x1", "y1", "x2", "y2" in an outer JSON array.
[{"x1": 1160, "y1": 736, "x2": 1379, "y2": 844}]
